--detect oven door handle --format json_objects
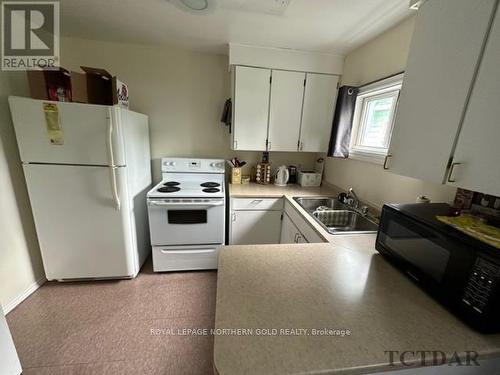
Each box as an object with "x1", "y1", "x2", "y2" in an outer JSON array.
[
  {"x1": 160, "y1": 248, "x2": 216, "y2": 254},
  {"x1": 148, "y1": 200, "x2": 224, "y2": 207}
]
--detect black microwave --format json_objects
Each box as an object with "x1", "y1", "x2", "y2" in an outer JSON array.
[{"x1": 376, "y1": 203, "x2": 500, "y2": 333}]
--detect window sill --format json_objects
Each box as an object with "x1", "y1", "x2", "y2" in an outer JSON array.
[{"x1": 348, "y1": 150, "x2": 386, "y2": 165}]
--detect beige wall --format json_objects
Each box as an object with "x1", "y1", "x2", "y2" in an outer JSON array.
[
  {"x1": 0, "y1": 38, "x2": 318, "y2": 309},
  {"x1": 323, "y1": 16, "x2": 457, "y2": 208},
  {"x1": 56, "y1": 37, "x2": 317, "y2": 180},
  {"x1": 0, "y1": 71, "x2": 45, "y2": 310}
]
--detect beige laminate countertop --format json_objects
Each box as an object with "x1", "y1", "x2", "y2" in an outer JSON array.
[
  {"x1": 214, "y1": 242, "x2": 500, "y2": 375},
  {"x1": 215, "y1": 183, "x2": 500, "y2": 374}
]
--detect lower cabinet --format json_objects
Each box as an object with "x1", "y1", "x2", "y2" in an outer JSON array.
[
  {"x1": 230, "y1": 198, "x2": 283, "y2": 245},
  {"x1": 283, "y1": 201, "x2": 325, "y2": 244},
  {"x1": 229, "y1": 197, "x2": 325, "y2": 245},
  {"x1": 280, "y1": 213, "x2": 308, "y2": 244}
]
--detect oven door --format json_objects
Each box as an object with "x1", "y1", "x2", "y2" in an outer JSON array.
[{"x1": 148, "y1": 199, "x2": 225, "y2": 245}]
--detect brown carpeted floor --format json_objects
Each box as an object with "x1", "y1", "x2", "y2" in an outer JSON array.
[{"x1": 6, "y1": 258, "x2": 217, "y2": 375}]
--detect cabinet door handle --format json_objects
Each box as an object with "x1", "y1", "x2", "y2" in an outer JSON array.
[
  {"x1": 299, "y1": 142, "x2": 304, "y2": 151},
  {"x1": 231, "y1": 212, "x2": 236, "y2": 222},
  {"x1": 268, "y1": 141, "x2": 271, "y2": 150},
  {"x1": 296, "y1": 234, "x2": 302, "y2": 243},
  {"x1": 383, "y1": 154, "x2": 392, "y2": 170},
  {"x1": 447, "y1": 162, "x2": 461, "y2": 183},
  {"x1": 294, "y1": 233, "x2": 299, "y2": 243},
  {"x1": 233, "y1": 140, "x2": 238, "y2": 149}
]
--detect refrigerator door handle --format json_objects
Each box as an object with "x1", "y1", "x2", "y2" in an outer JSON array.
[{"x1": 107, "y1": 110, "x2": 121, "y2": 211}]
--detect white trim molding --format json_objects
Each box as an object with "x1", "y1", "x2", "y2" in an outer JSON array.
[
  {"x1": 3, "y1": 277, "x2": 47, "y2": 315},
  {"x1": 348, "y1": 73, "x2": 404, "y2": 164},
  {"x1": 348, "y1": 150, "x2": 386, "y2": 165},
  {"x1": 229, "y1": 43, "x2": 344, "y2": 75}
]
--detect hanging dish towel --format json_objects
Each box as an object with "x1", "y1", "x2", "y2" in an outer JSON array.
[{"x1": 220, "y1": 98, "x2": 232, "y2": 133}]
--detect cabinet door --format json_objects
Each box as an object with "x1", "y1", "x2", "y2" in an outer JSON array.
[
  {"x1": 280, "y1": 212, "x2": 299, "y2": 244},
  {"x1": 268, "y1": 70, "x2": 305, "y2": 151},
  {"x1": 232, "y1": 66, "x2": 270, "y2": 151},
  {"x1": 299, "y1": 73, "x2": 339, "y2": 152},
  {"x1": 230, "y1": 210, "x2": 282, "y2": 245},
  {"x1": 447, "y1": 7, "x2": 500, "y2": 196},
  {"x1": 296, "y1": 233, "x2": 308, "y2": 243},
  {"x1": 388, "y1": 0, "x2": 497, "y2": 183}
]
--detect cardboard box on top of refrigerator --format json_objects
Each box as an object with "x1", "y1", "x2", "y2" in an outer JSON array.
[
  {"x1": 27, "y1": 68, "x2": 87, "y2": 103},
  {"x1": 80, "y1": 66, "x2": 129, "y2": 108},
  {"x1": 27, "y1": 66, "x2": 129, "y2": 108}
]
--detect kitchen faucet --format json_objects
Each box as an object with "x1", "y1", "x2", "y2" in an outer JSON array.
[
  {"x1": 347, "y1": 188, "x2": 369, "y2": 215},
  {"x1": 347, "y1": 188, "x2": 360, "y2": 208}
]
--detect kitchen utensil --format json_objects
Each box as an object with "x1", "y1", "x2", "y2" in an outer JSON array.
[{"x1": 231, "y1": 167, "x2": 242, "y2": 184}]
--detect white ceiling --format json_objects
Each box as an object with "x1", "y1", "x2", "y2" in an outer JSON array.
[{"x1": 59, "y1": 0, "x2": 413, "y2": 55}]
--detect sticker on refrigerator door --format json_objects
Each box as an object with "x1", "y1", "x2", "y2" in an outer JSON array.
[{"x1": 43, "y1": 102, "x2": 64, "y2": 145}]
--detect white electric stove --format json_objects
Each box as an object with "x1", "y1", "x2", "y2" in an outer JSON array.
[{"x1": 147, "y1": 158, "x2": 226, "y2": 272}]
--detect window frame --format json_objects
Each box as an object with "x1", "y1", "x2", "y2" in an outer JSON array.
[{"x1": 349, "y1": 73, "x2": 404, "y2": 164}]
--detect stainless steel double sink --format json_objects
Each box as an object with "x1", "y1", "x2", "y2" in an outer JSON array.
[{"x1": 293, "y1": 197, "x2": 379, "y2": 235}]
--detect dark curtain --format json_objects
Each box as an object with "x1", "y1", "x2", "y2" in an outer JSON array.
[{"x1": 327, "y1": 86, "x2": 358, "y2": 158}]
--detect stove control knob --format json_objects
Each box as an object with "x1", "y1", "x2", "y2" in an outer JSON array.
[{"x1": 211, "y1": 162, "x2": 222, "y2": 169}]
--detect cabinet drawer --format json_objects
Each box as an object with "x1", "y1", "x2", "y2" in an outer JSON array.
[{"x1": 232, "y1": 198, "x2": 283, "y2": 211}]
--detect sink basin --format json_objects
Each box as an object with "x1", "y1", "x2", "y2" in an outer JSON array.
[
  {"x1": 293, "y1": 197, "x2": 349, "y2": 212},
  {"x1": 293, "y1": 197, "x2": 378, "y2": 235}
]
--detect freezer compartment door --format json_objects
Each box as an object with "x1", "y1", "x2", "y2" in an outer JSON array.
[
  {"x1": 23, "y1": 164, "x2": 137, "y2": 280},
  {"x1": 8, "y1": 96, "x2": 125, "y2": 166},
  {"x1": 152, "y1": 245, "x2": 220, "y2": 272}
]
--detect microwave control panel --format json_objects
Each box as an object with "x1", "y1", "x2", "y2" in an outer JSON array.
[{"x1": 462, "y1": 257, "x2": 500, "y2": 314}]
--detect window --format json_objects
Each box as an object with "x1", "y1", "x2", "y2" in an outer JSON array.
[{"x1": 349, "y1": 74, "x2": 403, "y2": 164}]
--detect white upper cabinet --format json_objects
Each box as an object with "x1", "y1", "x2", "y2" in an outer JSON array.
[
  {"x1": 231, "y1": 65, "x2": 338, "y2": 153},
  {"x1": 388, "y1": 0, "x2": 497, "y2": 183},
  {"x1": 447, "y1": 6, "x2": 500, "y2": 196},
  {"x1": 232, "y1": 66, "x2": 270, "y2": 151},
  {"x1": 299, "y1": 73, "x2": 339, "y2": 152},
  {"x1": 268, "y1": 70, "x2": 305, "y2": 152}
]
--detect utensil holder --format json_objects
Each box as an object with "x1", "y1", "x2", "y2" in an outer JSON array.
[{"x1": 231, "y1": 167, "x2": 242, "y2": 184}]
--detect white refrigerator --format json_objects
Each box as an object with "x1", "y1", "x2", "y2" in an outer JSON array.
[{"x1": 9, "y1": 96, "x2": 152, "y2": 281}]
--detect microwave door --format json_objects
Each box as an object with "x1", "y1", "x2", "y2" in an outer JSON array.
[
  {"x1": 379, "y1": 219, "x2": 451, "y2": 283},
  {"x1": 377, "y1": 205, "x2": 474, "y2": 290}
]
